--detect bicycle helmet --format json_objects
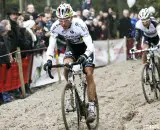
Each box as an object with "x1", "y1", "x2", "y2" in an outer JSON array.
[
  {"x1": 138, "y1": 8, "x2": 150, "y2": 20},
  {"x1": 56, "y1": 3, "x2": 73, "y2": 19}
]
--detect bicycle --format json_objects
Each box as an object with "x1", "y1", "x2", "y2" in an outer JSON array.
[
  {"x1": 47, "y1": 62, "x2": 99, "y2": 130},
  {"x1": 130, "y1": 44, "x2": 160, "y2": 103}
]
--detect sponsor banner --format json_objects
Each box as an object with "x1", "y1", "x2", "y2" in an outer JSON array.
[
  {"x1": 109, "y1": 38, "x2": 126, "y2": 63},
  {"x1": 94, "y1": 38, "x2": 126, "y2": 66},
  {"x1": 30, "y1": 52, "x2": 64, "y2": 88},
  {"x1": 94, "y1": 40, "x2": 109, "y2": 67}
]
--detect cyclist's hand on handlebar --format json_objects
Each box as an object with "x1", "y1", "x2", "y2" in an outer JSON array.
[
  {"x1": 131, "y1": 46, "x2": 137, "y2": 52},
  {"x1": 77, "y1": 54, "x2": 88, "y2": 63},
  {"x1": 43, "y1": 59, "x2": 52, "y2": 71}
]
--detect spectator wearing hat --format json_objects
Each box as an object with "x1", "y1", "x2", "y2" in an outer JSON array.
[
  {"x1": 7, "y1": 7, "x2": 21, "y2": 51},
  {"x1": 36, "y1": 13, "x2": 48, "y2": 29},
  {"x1": 22, "y1": 19, "x2": 37, "y2": 47}
]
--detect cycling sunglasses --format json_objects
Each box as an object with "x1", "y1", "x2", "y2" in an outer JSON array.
[{"x1": 59, "y1": 17, "x2": 72, "y2": 23}]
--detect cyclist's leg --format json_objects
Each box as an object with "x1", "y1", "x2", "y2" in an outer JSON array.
[
  {"x1": 142, "y1": 36, "x2": 149, "y2": 64},
  {"x1": 83, "y1": 53, "x2": 96, "y2": 122},
  {"x1": 84, "y1": 66, "x2": 96, "y2": 102},
  {"x1": 84, "y1": 66, "x2": 96, "y2": 122},
  {"x1": 83, "y1": 53, "x2": 96, "y2": 102},
  {"x1": 63, "y1": 51, "x2": 75, "y2": 81}
]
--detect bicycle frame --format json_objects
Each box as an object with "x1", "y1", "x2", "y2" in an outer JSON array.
[
  {"x1": 67, "y1": 64, "x2": 87, "y2": 116},
  {"x1": 68, "y1": 63, "x2": 86, "y2": 88},
  {"x1": 47, "y1": 62, "x2": 99, "y2": 129},
  {"x1": 130, "y1": 44, "x2": 160, "y2": 103}
]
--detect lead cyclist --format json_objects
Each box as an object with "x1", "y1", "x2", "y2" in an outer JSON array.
[
  {"x1": 43, "y1": 3, "x2": 97, "y2": 122},
  {"x1": 133, "y1": 8, "x2": 160, "y2": 63}
]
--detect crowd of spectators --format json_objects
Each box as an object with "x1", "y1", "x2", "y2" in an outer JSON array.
[{"x1": 0, "y1": 3, "x2": 140, "y2": 104}]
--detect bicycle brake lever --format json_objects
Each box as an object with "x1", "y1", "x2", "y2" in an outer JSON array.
[{"x1": 47, "y1": 67, "x2": 54, "y2": 79}]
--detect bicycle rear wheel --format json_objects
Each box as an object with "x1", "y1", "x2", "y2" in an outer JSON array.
[
  {"x1": 61, "y1": 83, "x2": 80, "y2": 130},
  {"x1": 141, "y1": 63, "x2": 160, "y2": 103}
]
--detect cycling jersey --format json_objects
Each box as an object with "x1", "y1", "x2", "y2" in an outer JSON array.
[
  {"x1": 46, "y1": 17, "x2": 94, "y2": 60},
  {"x1": 135, "y1": 17, "x2": 158, "y2": 43}
]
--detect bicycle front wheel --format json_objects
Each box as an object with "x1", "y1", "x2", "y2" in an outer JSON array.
[{"x1": 61, "y1": 83, "x2": 80, "y2": 130}]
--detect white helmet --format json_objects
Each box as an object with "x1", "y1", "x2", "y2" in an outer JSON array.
[
  {"x1": 138, "y1": 8, "x2": 150, "y2": 20},
  {"x1": 56, "y1": 3, "x2": 73, "y2": 19}
]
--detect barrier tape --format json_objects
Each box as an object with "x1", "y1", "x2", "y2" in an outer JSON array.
[{"x1": 0, "y1": 47, "x2": 47, "y2": 58}]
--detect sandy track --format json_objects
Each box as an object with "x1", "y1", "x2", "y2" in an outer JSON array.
[{"x1": 1, "y1": 60, "x2": 160, "y2": 130}]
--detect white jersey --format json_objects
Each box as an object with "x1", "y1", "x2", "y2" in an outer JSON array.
[
  {"x1": 50, "y1": 18, "x2": 90, "y2": 44},
  {"x1": 135, "y1": 19, "x2": 158, "y2": 38},
  {"x1": 47, "y1": 17, "x2": 94, "y2": 59}
]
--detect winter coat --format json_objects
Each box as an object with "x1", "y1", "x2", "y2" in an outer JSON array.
[{"x1": 0, "y1": 34, "x2": 11, "y2": 64}]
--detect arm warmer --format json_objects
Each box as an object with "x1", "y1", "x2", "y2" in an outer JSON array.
[
  {"x1": 46, "y1": 35, "x2": 57, "y2": 60},
  {"x1": 82, "y1": 35, "x2": 94, "y2": 57}
]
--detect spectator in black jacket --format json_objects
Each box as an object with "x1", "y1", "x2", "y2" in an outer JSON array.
[
  {"x1": 7, "y1": 7, "x2": 21, "y2": 51},
  {"x1": 0, "y1": 22, "x2": 12, "y2": 65},
  {"x1": 0, "y1": 22, "x2": 13, "y2": 104},
  {"x1": 117, "y1": 9, "x2": 133, "y2": 38}
]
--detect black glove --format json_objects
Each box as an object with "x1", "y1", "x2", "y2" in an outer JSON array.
[
  {"x1": 43, "y1": 60, "x2": 52, "y2": 71},
  {"x1": 77, "y1": 54, "x2": 88, "y2": 63}
]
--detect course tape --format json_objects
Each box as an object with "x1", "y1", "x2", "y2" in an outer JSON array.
[{"x1": 0, "y1": 47, "x2": 47, "y2": 58}]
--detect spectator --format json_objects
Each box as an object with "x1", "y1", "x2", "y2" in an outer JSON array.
[
  {"x1": 26, "y1": 4, "x2": 38, "y2": 20},
  {"x1": 117, "y1": 9, "x2": 133, "y2": 38},
  {"x1": 36, "y1": 13, "x2": 48, "y2": 29},
  {"x1": 44, "y1": 6, "x2": 53, "y2": 14},
  {"x1": 76, "y1": 10, "x2": 82, "y2": 18},
  {"x1": 34, "y1": 13, "x2": 49, "y2": 48},
  {"x1": 7, "y1": 7, "x2": 21, "y2": 51},
  {"x1": 0, "y1": 23, "x2": 12, "y2": 104},
  {"x1": 100, "y1": 24, "x2": 108, "y2": 40},
  {"x1": 107, "y1": 8, "x2": 116, "y2": 38},
  {"x1": 90, "y1": 18, "x2": 102, "y2": 40},
  {"x1": 45, "y1": 13, "x2": 53, "y2": 30},
  {"x1": 0, "y1": 23, "x2": 12, "y2": 66},
  {"x1": 82, "y1": 9, "x2": 90, "y2": 21},
  {"x1": 22, "y1": 19, "x2": 37, "y2": 47},
  {"x1": 130, "y1": 12, "x2": 138, "y2": 37}
]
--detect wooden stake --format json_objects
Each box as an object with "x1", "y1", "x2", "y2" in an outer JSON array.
[{"x1": 16, "y1": 47, "x2": 26, "y2": 98}]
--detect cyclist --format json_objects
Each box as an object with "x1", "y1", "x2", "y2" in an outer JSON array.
[
  {"x1": 44, "y1": 3, "x2": 96, "y2": 122},
  {"x1": 133, "y1": 8, "x2": 159, "y2": 63}
]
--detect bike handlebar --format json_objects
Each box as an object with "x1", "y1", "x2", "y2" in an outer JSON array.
[
  {"x1": 130, "y1": 45, "x2": 159, "y2": 54},
  {"x1": 47, "y1": 62, "x2": 82, "y2": 79}
]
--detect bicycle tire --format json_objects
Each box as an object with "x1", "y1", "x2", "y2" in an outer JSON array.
[
  {"x1": 83, "y1": 84, "x2": 99, "y2": 130},
  {"x1": 153, "y1": 63, "x2": 160, "y2": 100},
  {"x1": 61, "y1": 83, "x2": 80, "y2": 130},
  {"x1": 141, "y1": 63, "x2": 159, "y2": 103}
]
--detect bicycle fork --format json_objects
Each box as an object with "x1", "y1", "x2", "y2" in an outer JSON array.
[{"x1": 75, "y1": 89, "x2": 86, "y2": 118}]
